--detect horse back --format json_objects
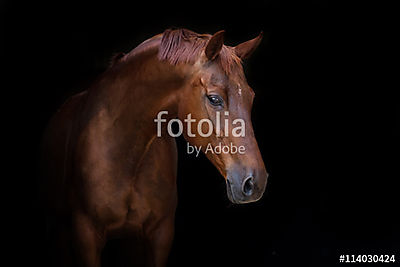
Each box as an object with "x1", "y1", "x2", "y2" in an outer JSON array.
[{"x1": 40, "y1": 91, "x2": 88, "y2": 216}]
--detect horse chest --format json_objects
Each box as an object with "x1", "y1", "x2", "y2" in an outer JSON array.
[{"x1": 106, "y1": 190, "x2": 161, "y2": 237}]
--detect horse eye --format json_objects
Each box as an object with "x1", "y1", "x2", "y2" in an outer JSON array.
[{"x1": 207, "y1": 95, "x2": 224, "y2": 106}]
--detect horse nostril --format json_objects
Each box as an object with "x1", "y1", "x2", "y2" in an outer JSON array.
[{"x1": 242, "y1": 176, "x2": 254, "y2": 196}]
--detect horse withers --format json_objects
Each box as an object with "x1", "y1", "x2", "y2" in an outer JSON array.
[{"x1": 41, "y1": 28, "x2": 268, "y2": 267}]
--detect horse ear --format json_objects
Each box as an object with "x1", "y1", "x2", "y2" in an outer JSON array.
[
  {"x1": 234, "y1": 31, "x2": 263, "y2": 60},
  {"x1": 205, "y1": 30, "x2": 225, "y2": 60}
]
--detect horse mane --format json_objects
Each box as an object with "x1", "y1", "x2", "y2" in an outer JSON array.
[
  {"x1": 158, "y1": 28, "x2": 242, "y2": 75},
  {"x1": 111, "y1": 28, "x2": 241, "y2": 75},
  {"x1": 109, "y1": 52, "x2": 126, "y2": 67}
]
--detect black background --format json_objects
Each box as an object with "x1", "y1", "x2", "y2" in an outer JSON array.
[{"x1": 2, "y1": 1, "x2": 398, "y2": 266}]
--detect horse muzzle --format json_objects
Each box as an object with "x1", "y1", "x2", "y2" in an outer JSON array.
[{"x1": 226, "y1": 169, "x2": 268, "y2": 204}]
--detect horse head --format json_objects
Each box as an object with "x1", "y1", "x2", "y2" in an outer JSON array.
[{"x1": 159, "y1": 29, "x2": 268, "y2": 204}]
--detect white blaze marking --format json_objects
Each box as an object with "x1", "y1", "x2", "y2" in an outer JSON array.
[{"x1": 238, "y1": 85, "x2": 242, "y2": 96}]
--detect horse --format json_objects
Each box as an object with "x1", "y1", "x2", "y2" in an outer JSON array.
[{"x1": 40, "y1": 28, "x2": 268, "y2": 267}]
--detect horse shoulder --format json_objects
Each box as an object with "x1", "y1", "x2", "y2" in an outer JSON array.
[{"x1": 116, "y1": 136, "x2": 178, "y2": 236}]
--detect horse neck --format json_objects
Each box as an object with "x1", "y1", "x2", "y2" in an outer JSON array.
[
  {"x1": 106, "y1": 47, "x2": 185, "y2": 124},
  {"x1": 83, "y1": 44, "x2": 188, "y2": 172}
]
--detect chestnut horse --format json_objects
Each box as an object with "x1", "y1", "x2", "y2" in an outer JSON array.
[{"x1": 41, "y1": 28, "x2": 268, "y2": 267}]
